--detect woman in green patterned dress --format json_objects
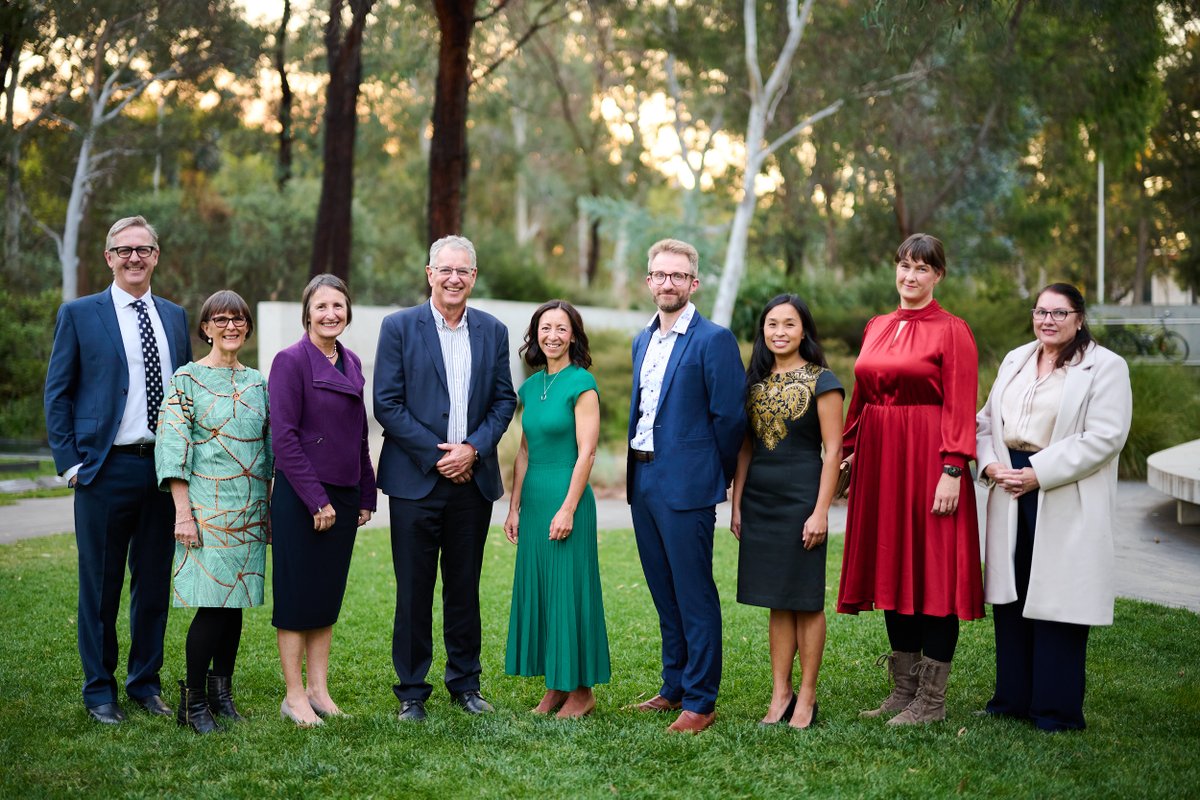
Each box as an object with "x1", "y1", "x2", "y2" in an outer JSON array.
[
  {"x1": 504, "y1": 300, "x2": 610, "y2": 719},
  {"x1": 730, "y1": 294, "x2": 844, "y2": 729},
  {"x1": 156, "y1": 290, "x2": 272, "y2": 733}
]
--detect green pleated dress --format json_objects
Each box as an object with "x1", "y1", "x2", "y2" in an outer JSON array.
[{"x1": 505, "y1": 365, "x2": 611, "y2": 691}]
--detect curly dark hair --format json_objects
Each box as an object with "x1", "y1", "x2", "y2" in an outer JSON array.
[
  {"x1": 520, "y1": 300, "x2": 592, "y2": 369},
  {"x1": 746, "y1": 294, "x2": 827, "y2": 387}
]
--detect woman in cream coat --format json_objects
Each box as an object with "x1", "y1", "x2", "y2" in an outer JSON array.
[{"x1": 976, "y1": 282, "x2": 1132, "y2": 731}]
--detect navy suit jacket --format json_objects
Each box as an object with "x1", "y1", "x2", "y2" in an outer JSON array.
[
  {"x1": 44, "y1": 287, "x2": 192, "y2": 486},
  {"x1": 626, "y1": 311, "x2": 746, "y2": 510},
  {"x1": 374, "y1": 302, "x2": 516, "y2": 502}
]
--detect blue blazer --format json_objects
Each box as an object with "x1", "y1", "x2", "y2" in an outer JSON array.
[
  {"x1": 374, "y1": 303, "x2": 516, "y2": 502},
  {"x1": 44, "y1": 288, "x2": 192, "y2": 486},
  {"x1": 626, "y1": 311, "x2": 746, "y2": 510}
]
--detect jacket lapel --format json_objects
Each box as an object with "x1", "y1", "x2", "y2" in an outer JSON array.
[
  {"x1": 418, "y1": 305, "x2": 449, "y2": 393},
  {"x1": 987, "y1": 342, "x2": 1038, "y2": 469},
  {"x1": 96, "y1": 289, "x2": 129, "y2": 372},
  {"x1": 1048, "y1": 343, "x2": 1098, "y2": 442},
  {"x1": 302, "y1": 336, "x2": 363, "y2": 396},
  {"x1": 657, "y1": 312, "x2": 701, "y2": 403}
]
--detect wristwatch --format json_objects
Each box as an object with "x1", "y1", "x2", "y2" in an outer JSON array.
[{"x1": 942, "y1": 465, "x2": 963, "y2": 478}]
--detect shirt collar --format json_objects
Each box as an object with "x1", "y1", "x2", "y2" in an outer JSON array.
[
  {"x1": 111, "y1": 283, "x2": 154, "y2": 309},
  {"x1": 430, "y1": 299, "x2": 468, "y2": 331},
  {"x1": 647, "y1": 302, "x2": 696, "y2": 337}
]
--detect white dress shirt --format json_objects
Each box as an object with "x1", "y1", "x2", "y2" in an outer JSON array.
[
  {"x1": 1000, "y1": 347, "x2": 1066, "y2": 452},
  {"x1": 630, "y1": 302, "x2": 696, "y2": 452},
  {"x1": 430, "y1": 300, "x2": 472, "y2": 445}
]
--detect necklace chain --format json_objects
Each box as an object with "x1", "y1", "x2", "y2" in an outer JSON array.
[{"x1": 540, "y1": 367, "x2": 563, "y2": 401}]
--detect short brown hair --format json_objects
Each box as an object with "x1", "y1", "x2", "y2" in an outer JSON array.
[
  {"x1": 197, "y1": 290, "x2": 253, "y2": 340},
  {"x1": 895, "y1": 233, "x2": 946, "y2": 276},
  {"x1": 301, "y1": 274, "x2": 353, "y2": 329},
  {"x1": 106, "y1": 216, "x2": 159, "y2": 249},
  {"x1": 647, "y1": 238, "x2": 699, "y2": 275}
]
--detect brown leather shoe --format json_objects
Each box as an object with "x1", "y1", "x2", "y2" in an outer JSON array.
[
  {"x1": 667, "y1": 710, "x2": 715, "y2": 734},
  {"x1": 633, "y1": 694, "x2": 682, "y2": 712}
]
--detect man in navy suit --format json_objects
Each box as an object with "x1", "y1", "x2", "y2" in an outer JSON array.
[
  {"x1": 44, "y1": 216, "x2": 193, "y2": 724},
  {"x1": 374, "y1": 235, "x2": 516, "y2": 722},
  {"x1": 627, "y1": 238, "x2": 745, "y2": 734}
]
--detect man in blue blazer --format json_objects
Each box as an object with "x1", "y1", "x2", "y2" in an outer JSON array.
[
  {"x1": 44, "y1": 216, "x2": 193, "y2": 724},
  {"x1": 627, "y1": 238, "x2": 746, "y2": 734},
  {"x1": 375, "y1": 235, "x2": 517, "y2": 722}
]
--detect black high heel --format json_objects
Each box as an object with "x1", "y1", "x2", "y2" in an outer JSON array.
[
  {"x1": 791, "y1": 701, "x2": 819, "y2": 730},
  {"x1": 759, "y1": 693, "x2": 797, "y2": 727}
]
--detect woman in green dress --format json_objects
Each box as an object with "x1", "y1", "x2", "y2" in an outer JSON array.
[
  {"x1": 730, "y1": 294, "x2": 844, "y2": 729},
  {"x1": 155, "y1": 290, "x2": 272, "y2": 733},
  {"x1": 504, "y1": 300, "x2": 610, "y2": 719}
]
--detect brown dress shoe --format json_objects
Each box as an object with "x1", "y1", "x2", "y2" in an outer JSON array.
[
  {"x1": 633, "y1": 694, "x2": 683, "y2": 712},
  {"x1": 667, "y1": 710, "x2": 715, "y2": 734}
]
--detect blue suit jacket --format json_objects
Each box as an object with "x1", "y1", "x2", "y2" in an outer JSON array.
[
  {"x1": 626, "y1": 311, "x2": 746, "y2": 510},
  {"x1": 373, "y1": 303, "x2": 516, "y2": 502},
  {"x1": 44, "y1": 288, "x2": 193, "y2": 486}
]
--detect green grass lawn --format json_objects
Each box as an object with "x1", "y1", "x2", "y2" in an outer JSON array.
[{"x1": 1, "y1": 527, "x2": 1197, "y2": 798}]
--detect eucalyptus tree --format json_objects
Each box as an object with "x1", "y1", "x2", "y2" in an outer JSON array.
[{"x1": 13, "y1": 0, "x2": 257, "y2": 300}]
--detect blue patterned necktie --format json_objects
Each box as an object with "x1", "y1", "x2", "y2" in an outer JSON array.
[{"x1": 133, "y1": 299, "x2": 163, "y2": 433}]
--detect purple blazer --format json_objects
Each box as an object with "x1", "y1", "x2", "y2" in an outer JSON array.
[{"x1": 269, "y1": 336, "x2": 377, "y2": 514}]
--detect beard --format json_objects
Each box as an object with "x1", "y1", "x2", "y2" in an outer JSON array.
[{"x1": 655, "y1": 291, "x2": 689, "y2": 313}]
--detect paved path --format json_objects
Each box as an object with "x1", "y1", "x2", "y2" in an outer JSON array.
[{"x1": 4, "y1": 481, "x2": 1197, "y2": 613}]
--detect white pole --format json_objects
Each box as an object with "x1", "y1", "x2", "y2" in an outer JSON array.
[{"x1": 1097, "y1": 158, "x2": 1105, "y2": 304}]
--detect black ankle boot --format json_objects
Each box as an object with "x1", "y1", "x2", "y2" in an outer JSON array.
[
  {"x1": 206, "y1": 672, "x2": 245, "y2": 722},
  {"x1": 177, "y1": 680, "x2": 220, "y2": 734}
]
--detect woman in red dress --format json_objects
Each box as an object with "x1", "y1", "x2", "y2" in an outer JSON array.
[{"x1": 838, "y1": 233, "x2": 983, "y2": 725}]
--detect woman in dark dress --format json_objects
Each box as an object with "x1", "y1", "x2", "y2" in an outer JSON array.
[
  {"x1": 730, "y1": 294, "x2": 844, "y2": 729},
  {"x1": 269, "y1": 274, "x2": 376, "y2": 727}
]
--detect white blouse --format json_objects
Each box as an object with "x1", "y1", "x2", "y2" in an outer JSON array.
[{"x1": 1000, "y1": 348, "x2": 1066, "y2": 452}]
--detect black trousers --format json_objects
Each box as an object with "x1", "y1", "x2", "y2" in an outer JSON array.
[
  {"x1": 73, "y1": 450, "x2": 174, "y2": 707},
  {"x1": 987, "y1": 449, "x2": 1091, "y2": 731},
  {"x1": 390, "y1": 478, "x2": 492, "y2": 702}
]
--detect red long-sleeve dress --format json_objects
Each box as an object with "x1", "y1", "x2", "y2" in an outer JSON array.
[{"x1": 837, "y1": 300, "x2": 984, "y2": 620}]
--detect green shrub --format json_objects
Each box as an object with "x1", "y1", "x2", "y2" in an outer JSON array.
[
  {"x1": 1121, "y1": 364, "x2": 1200, "y2": 480},
  {"x1": 0, "y1": 289, "x2": 59, "y2": 443}
]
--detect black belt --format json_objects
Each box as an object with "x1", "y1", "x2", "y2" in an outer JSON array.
[
  {"x1": 631, "y1": 449, "x2": 654, "y2": 463},
  {"x1": 111, "y1": 443, "x2": 155, "y2": 457}
]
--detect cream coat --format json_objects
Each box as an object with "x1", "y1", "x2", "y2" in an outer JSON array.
[{"x1": 976, "y1": 341, "x2": 1132, "y2": 626}]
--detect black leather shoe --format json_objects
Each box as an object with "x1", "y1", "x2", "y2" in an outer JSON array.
[
  {"x1": 450, "y1": 690, "x2": 495, "y2": 715},
  {"x1": 398, "y1": 699, "x2": 427, "y2": 722},
  {"x1": 86, "y1": 702, "x2": 126, "y2": 725},
  {"x1": 131, "y1": 694, "x2": 173, "y2": 716}
]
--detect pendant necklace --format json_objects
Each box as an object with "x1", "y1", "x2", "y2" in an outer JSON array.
[{"x1": 541, "y1": 367, "x2": 563, "y2": 401}]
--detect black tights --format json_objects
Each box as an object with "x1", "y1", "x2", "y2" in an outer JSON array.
[
  {"x1": 884, "y1": 611, "x2": 960, "y2": 663},
  {"x1": 185, "y1": 607, "x2": 243, "y2": 689}
]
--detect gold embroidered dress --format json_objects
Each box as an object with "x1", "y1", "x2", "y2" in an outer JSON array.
[
  {"x1": 155, "y1": 363, "x2": 273, "y2": 608},
  {"x1": 737, "y1": 364, "x2": 843, "y2": 611}
]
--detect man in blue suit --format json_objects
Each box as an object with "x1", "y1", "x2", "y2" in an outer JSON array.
[
  {"x1": 374, "y1": 235, "x2": 517, "y2": 722},
  {"x1": 44, "y1": 216, "x2": 193, "y2": 724},
  {"x1": 627, "y1": 238, "x2": 746, "y2": 734}
]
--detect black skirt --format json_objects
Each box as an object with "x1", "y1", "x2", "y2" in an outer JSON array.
[{"x1": 270, "y1": 471, "x2": 360, "y2": 630}]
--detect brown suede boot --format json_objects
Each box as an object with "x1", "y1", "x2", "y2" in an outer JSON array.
[
  {"x1": 860, "y1": 651, "x2": 921, "y2": 718},
  {"x1": 888, "y1": 657, "x2": 952, "y2": 725}
]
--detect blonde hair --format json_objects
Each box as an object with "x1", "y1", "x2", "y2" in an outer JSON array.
[
  {"x1": 106, "y1": 216, "x2": 158, "y2": 249},
  {"x1": 647, "y1": 238, "x2": 699, "y2": 275}
]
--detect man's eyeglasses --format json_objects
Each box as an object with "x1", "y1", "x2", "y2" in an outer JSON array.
[
  {"x1": 208, "y1": 316, "x2": 248, "y2": 329},
  {"x1": 107, "y1": 245, "x2": 158, "y2": 259},
  {"x1": 433, "y1": 266, "x2": 475, "y2": 278},
  {"x1": 648, "y1": 271, "x2": 695, "y2": 286},
  {"x1": 1031, "y1": 308, "x2": 1079, "y2": 321}
]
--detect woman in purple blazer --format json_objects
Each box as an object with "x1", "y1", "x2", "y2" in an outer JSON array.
[{"x1": 269, "y1": 274, "x2": 376, "y2": 727}]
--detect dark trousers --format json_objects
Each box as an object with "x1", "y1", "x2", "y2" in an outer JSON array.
[
  {"x1": 390, "y1": 478, "x2": 492, "y2": 702},
  {"x1": 987, "y1": 449, "x2": 1091, "y2": 731},
  {"x1": 73, "y1": 450, "x2": 174, "y2": 707},
  {"x1": 630, "y1": 459, "x2": 722, "y2": 714}
]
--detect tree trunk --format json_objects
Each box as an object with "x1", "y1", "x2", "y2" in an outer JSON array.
[
  {"x1": 276, "y1": 0, "x2": 294, "y2": 191},
  {"x1": 310, "y1": 0, "x2": 373, "y2": 281},
  {"x1": 427, "y1": 0, "x2": 475, "y2": 246},
  {"x1": 60, "y1": 128, "x2": 94, "y2": 302}
]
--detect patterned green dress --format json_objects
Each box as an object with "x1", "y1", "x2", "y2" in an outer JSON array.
[
  {"x1": 155, "y1": 363, "x2": 273, "y2": 608},
  {"x1": 505, "y1": 365, "x2": 610, "y2": 690}
]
